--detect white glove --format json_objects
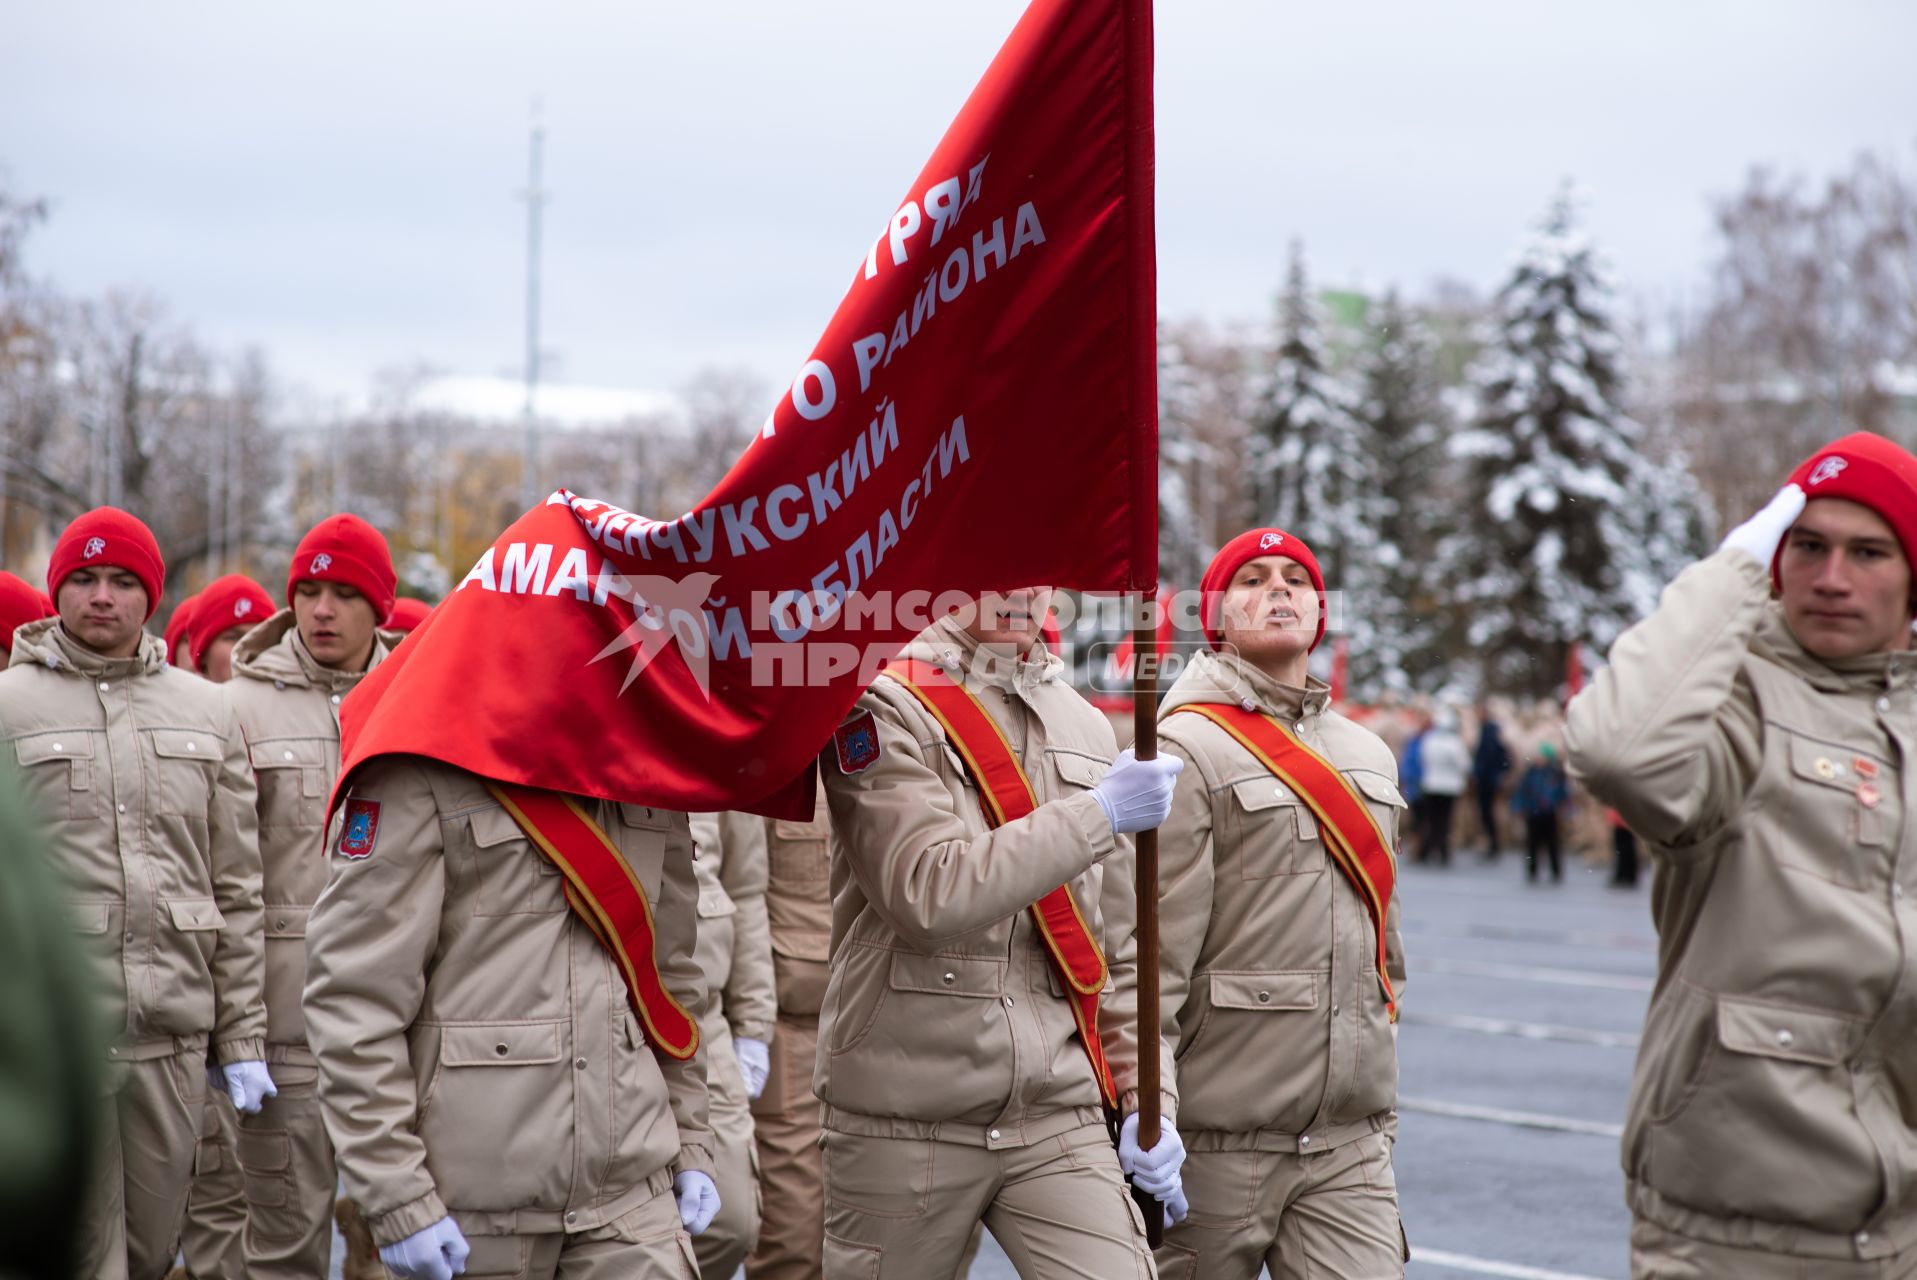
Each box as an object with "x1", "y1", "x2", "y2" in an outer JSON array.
[
  {"x1": 1118, "y1": 1112, "x2": 1188, "y2": 1200},
  {"x1": 1090, "y1": 749, "x2": 1185, "y2": 834},
  {"x1": 674, "y1": 1170, "x2": 721, "y2": 1235},
  {"x1": 1718, "y1": 483, "x2": 1806, "y2": 566},
  {"x1": 378, "y1": 1216, "x2": 470, "y2": 1279},
  {"x1": 220, "y1": 1061, "x2": 277, "y2": 1115},
  {"x1": 1165, "y1": 1185, "x2": 1190, "y2": 1225},
  {"x1": 734, "y1": 1036, "x2": 770, "y2": 1100}
]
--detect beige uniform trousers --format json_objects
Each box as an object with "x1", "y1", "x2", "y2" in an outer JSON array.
[
  {"x1": 179, "y1": 1089, "x2": 248, "y2": 1278},
  {"x1": 1631, "y1": 1216, "x2": 1917, "y2": 1279},
  {"x1": 1153, "y1": 1132, "x2": 1405, "y2": 1280},
  {"x1": 746, "y1": 1013, "x2": 824, "y2": 1280},
  {"x1": 236, "y1": 1060, "x2": 336, "y2": 1278},
  {"x1": 456, "y1": 1172, "x2": 698, "y2": 1280},
  {"x1": 821, "y1": 1116, "x2": 1153, "y2": 1280},
  {"x1": 695, "y1": 1015, "x2": 761, "y2": 1280},
  {"x1": 79, "y1": 1044, "x2": 208, "y2": 1280}
]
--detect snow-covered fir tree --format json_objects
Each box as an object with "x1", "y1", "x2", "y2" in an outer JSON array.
[
  {"x1": 1248, "y1": 243, "x2": 1388, "y2": 687},
  {"x1": 1446, "y1": 185, "x2": 1703, "y2": 699},
  {"x1": 1157, "y1": 325, "x2": 1210, "y2": 593},
  {"x1": 1353, "y1": 290, "x2": 1451, "y2": 693}
]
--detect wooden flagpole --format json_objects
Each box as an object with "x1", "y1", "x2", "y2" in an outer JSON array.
[{"x1": 1131, "y1": 588, "x2": 1164, "y2": 1247}]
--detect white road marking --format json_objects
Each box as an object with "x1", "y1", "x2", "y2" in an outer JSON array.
[
  {"x1": 1400, "y1": 921, "x2": 1657, "y2": 953},
  {"x1": 1398, "y1": 1096, "x2": 1625, "y2": 1138},
  {"x1": 1401, "y1": 1010, "x2": 1640, "y2": 1049},
  {"x1": 1399, "y1": 1096, "x2": 1625, "y2": 1138},
  {"x1": 1421, "y1": 957, "x2": 1654, "y2": 993},
  {"x1": 1411, "y1": 1245, "x2": 1615, "y2": 1280}
]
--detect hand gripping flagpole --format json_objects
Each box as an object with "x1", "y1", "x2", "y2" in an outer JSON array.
[{"x1": 1131, "y1": 586, "x2": 1164, "y2": 1248}]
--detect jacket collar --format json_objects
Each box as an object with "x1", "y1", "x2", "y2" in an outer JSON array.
[
  {"x1": 232, "y1": 608, "x2": 393, "y2": 693},
  {"x1": 12, "y1": 616, "x2": 168, "y2": 679},
  {"x1": 905, "y1": 614, "x2": 1062, "y2": 706},
  {"x1": 1752, "y1": 604, "x2": 1917, "y2": 696},
  {"x1": 1162, "y1": 647, "x2": 1328, "y2": 723}
]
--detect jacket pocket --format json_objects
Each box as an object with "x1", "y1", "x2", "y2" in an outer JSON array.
[
  {"x1": 1227, "y1": 777, "x2": 1323, "y2": 878},
  {"x1": 769, "y1": 821, "x2": 831, "y2": 884},
  {"x1": 1646, "y1": 993, "x2": 1874, "y2": 1226},
  {"x1": 167, "y1": 897, "x2": 226, "y2": 968},
  {"x1": 1346, "y1": 769, "x2": 1410, "y2": 852},
  {"x1": 248, "y1": 738, "x2": 327, "y2": 832},
  {"x1": 13, "y1": 731, "x2": 99, "y2": 821},
  {"x1": 1783, "y1": 732, "x2": 1893, "y2": 888},
  {"x1": 262, "y1": 907, "x2": 311, "y2": 1046},
  {"x1": 417, "y1": 1021, "x2": 571, "y2": 1212},
  {"x1": 148, "y1": 727, "x2": 219, "y2": 817},
  {"x1": 615, "y1": 803, "x2": 670, "y2": 904},
  {"x1": 1177, "y1": 970, "x2": 1323, "y2": 1130},
  {"x1": 1047, "y1": 748, "x2": 1108, "y2": 794},
  {"x1": 463, "y1": 804, "x2": 566, "y2": 917}
]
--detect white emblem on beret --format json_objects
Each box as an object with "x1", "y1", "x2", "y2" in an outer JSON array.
[
  {"x1": 234, "y1": 599, "x2": 253, "y2": 618},
  {"x1": 1259, "y1": 532, "x2": 1284, "y2": 550},
  {"x1": 1808, "y1": 457, "x2": 1848, "y2": 486},
  {"x1": 311, "y1": 553, "x2": 333, "y2": 572},
  {"x1": 83, "y1": 537, "x2": 107, "y2": 559}
]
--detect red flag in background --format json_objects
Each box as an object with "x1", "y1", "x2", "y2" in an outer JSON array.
[
  {"x1": 1565, "y1": 640, "x2": 1585, "y2": 701},
  {"x1": 336, "y1": 0, "x2": 1158, "y2": 817}
]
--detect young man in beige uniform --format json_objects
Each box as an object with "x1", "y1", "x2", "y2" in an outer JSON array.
[
  {"x1": 816, "y1": 588, "x2": 1186, "y2": 1279},
  {"x1": 224, "y1": 514, "x2": 400, "y2": 1278},
  {"x1": 173, "y1": 569, "x2": 278, "y2": 1280},
  {"x1": 687, "y1": 810, "x2": 778, "y2": 1278},
  {"x1": 1568, "y1": 431, "x2": 1917, "y2": 1279},
  {"x1": 745, "y1": 789, "x2": 834, "y2": 1280},
  {"x1": 304, "y1": 755, "x2": 717, "y2": 1279},
  {"x1": 0, "y1": 507, "x2": 272, "y2": 1280},
  {"x1": 1152, "y1": 528, "x2": 1409, "y2": 1280}
]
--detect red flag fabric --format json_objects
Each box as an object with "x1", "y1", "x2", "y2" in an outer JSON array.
[{"x1": 335, "y1": 0, "x2": 1157, "y2": 817}]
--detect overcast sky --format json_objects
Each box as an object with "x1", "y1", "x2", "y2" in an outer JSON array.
[{"x1": 5, "y1": 1, "x2": 1912, "y2": 408}]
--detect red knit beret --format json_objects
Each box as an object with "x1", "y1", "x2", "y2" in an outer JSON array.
[
  {"x1": 1775, "y1": 432, "x2": 1917, "y2": 601},
  {"x1": 1199, "y1": 527, "x2": 1328, "y2": 652},
  {"x1": 385, "y1": 596, "x2": 433, "y2": 632},
  {"x1": 47, "y1": 507, "x2": 165, "y2": 620},
  {"x1": 0, "y1": 571, "x2": 55, "y2": 657},
  {"x1": 288, "y1": 514, "x2": 397, "y2": 619},
  {"x1": 189, "y1": 574, "x2": 275, "y2": 669},
  {"x1": 162, "y1": 592, "x2": 201, "y2": 667}
]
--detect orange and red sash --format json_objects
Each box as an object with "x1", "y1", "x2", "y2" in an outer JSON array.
[
  {"x1": 885, "y1": 657, "x2": 1119, "y2": 1109},
  {"x1": 1168, "y1": 703, "x2": 1400, "y2": 1020},
  {"x1": 486, "y1": 783, "x2": 700, "y2": 1060}
]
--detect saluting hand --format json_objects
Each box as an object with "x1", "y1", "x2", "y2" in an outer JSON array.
[
  {"x1": 1091, "y1": 749, "x2": 1185, "y2": 834},
  {"x1": 1718, "y1": 483, "x2": 1806, "y2": 567}
]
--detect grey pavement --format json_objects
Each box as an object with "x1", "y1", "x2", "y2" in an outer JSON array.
[{"x1": 330, "y1": 844, "x2": 1652, "y2": 1279}]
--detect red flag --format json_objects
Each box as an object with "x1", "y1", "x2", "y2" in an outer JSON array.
[{"x1": 335, "y1": 0, "x2": 1157, "y2": 817}]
